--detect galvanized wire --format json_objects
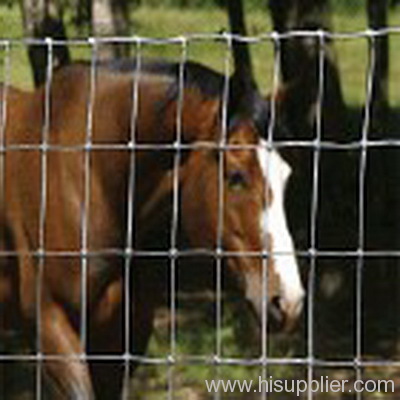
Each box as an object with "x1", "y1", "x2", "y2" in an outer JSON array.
[{"x1": 0, "y1": 29, "x2": 398, "y2": 399}]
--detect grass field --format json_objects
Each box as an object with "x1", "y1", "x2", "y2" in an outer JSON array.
[
  {"x1": 1, "y1": 4, "x2": 399, "y2": 399},
  {"x1": 1, "y1": 4, "x2": 400, "y2": 106}
]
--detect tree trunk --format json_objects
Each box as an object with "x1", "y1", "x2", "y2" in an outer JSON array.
[
  {"x1": 92, "y1": 0, "x2": 131, "y2": 59},
  {"x1": 268, "y1": 0, "x2": 346, "y2": 141},
  {"x1": 92, "y1": 0, "x2": 114, "y2": 59},
  {"x1": 367, "y1": 0, "x2": 389, "y2": 135},
  {"x1": 365, "y1": 0, "x2": 399, "y2": 355},
  {"x1": 20, "y1": 0, "x2": 70, "y2": 87},
  {"x1": 111, "y1": 0, "x2": 131, "y2": 58},
  {"x1": 268, "y1": 0, "x2": 352, "y2": 360},
  {"x1": 72, "y1": 0, "x2": 92, "y2": 35},
  {"x1": 226, "y1": 0, "x2": 253, "y2": 84}
]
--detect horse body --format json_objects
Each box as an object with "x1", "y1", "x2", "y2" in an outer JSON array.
[{"x1": 0, "y1": 60, "x2": 304, "y2": 398}]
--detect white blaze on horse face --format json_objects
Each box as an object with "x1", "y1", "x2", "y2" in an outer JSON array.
[{"x1": 257, "y1": 140, "x2": 305, "y2": 321}]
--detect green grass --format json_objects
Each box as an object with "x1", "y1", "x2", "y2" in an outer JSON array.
[{"x1": 2, "y1": 4, "x2": 400, "y2": 106}]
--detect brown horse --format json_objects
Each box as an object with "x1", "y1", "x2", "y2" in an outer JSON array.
[{"x1": 0, "y1": 60, "x2": 304, "y2": 398}]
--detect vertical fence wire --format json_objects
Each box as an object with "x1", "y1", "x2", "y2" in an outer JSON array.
[
  {"x1": 259, "y1": 32, "x2": 282, "y2": 400},
  {"x1": 122, "y1": 38, "x2": 142, "y2": 400},
  {"x1": 213, "y1": 33, "x2": 233, "y2": 400},
  {"x1": 79, "y1": 37, "x2": 97, "y2": 359},
  {"x1": 307, "y1": 30, "x2": 326, "y2": 400},
  {"x1": 0, "y1": 48, "x2": 10, "y2": 399},
  {"x1": 216, "y1": 33, "x2": 232, "y2": 362},
  {"x1": 167, "y1": 36, "x2": 188, "y2": 400},
  {"x1": 355, "y1": 31, "x2": 376, "y2": 400},
  {"x1": 36, "y1": 37, "x2": 54, "y2": 400},
  {"x1": 0, "y1": 41, "x2": 10, "y2": 221},
  {"x1": 0, "y1": 29, "x2": 398, "y2": 398}
]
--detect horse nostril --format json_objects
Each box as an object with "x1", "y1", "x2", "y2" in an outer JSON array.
[
  {"x1": 269, "y1": 296, "x2": 284, "y2": 325},
  {"x1": 271, "y1": 295, "x2": 281, "y2": 308}
]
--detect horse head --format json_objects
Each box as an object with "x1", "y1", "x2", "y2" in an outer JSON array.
[{"x1": 178, "y1": 72, "x2": 304, "y2": 331}]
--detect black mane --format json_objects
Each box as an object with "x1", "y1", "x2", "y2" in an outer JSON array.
[
  {"x1": 97, "y1": 57, "x2": 278, "y2": 139},
  {"x1": 99, "y1": 57, "x2": 225, "y2": 99}
]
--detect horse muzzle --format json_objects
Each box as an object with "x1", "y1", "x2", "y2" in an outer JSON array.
[
  {"x1": 268, "y1": 293, "x2": 304, "y2": 333},
  {"x1": 245, "y1": 292, "x2": 304, "y2": 333}
]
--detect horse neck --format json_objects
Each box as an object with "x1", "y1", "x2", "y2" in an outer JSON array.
[
  {"x1": 128, "y1": 87, "x2": 218, "y2": 250},
  {"x1": 136, "y1": 79, "x2": 221, "y2": 145}
]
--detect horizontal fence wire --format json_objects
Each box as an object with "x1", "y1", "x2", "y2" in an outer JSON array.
[
  {"x1": 1, "y1": 26, "x2": 400, "y2": 46},
  {"x1": 0, "y1": 29, "x2": 399, "y2": 399}
]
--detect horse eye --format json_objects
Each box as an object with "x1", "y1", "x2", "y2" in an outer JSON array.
[{"x1": 227, "y1": 171, "x2": 247, "y2": 190}]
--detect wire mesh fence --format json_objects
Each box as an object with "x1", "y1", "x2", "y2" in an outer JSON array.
[{"x1": 0, "y1": 29, "x2": 399, "y2": 399}]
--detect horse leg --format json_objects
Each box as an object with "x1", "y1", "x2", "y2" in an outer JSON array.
[
  {"x1": 0, "y1": 223, "x2": 20, "y2": 337},
  {"x1": 126, "y1": 268, "x2": 158, "y2": 396},
  {"x1": 89, "y1": 352, "x2": 124, "y2": 400},
  {"x1": 37, "y1": 300, "x2": 95, "y2": 399},
  {"x1": 88, "y1": 274, "x2": 157, "y2": 399},
  {"x1": 88, "y1": 278, "x2": 125, "y2": 400},
  {"x1": 0, "y1": 259, "x2": 19, "y2": 340},
  {"x1": 0, "y1": 259, "x2": 20, "y2": 399},
  {"x1": 122, "y1": 295, "x2": 157, "y2": 398}
]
